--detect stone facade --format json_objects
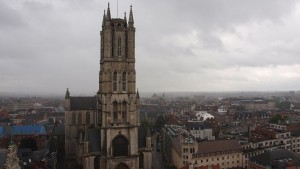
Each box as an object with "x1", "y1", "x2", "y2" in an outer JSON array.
[
  {"x1": 4, "y1": 144, "x2": 21, "y2": 169},
  {"x1": 64, "y1": 4, "x2": 152, "y2": 169}
]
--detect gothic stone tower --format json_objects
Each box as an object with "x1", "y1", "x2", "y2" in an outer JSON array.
[
  {"x1": 65, "y1": 4, "x2": 152, "y2": 169},
  {"x1": 98, "y1": 4, "x2": 143, "y2": 169}
]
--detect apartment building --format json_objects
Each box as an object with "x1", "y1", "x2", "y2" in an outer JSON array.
[{"x1": 173, "y1": 139, "x2": 243, "y2": 169}]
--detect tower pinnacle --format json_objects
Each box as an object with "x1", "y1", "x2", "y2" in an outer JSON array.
[
  {"x1": 129, "y1": 5, "x2": 134, "y2": 26},
  {"x1": 137, "y1": 88, "x2": 140, "y2": 99},
  {"x1": 106, "y1": 2, "x2": 111, "y2": 20},
  {"x1": 65, "y1": 88, "x2": 70, "y2": 99},
  {"x1": 124, "y1": 12, "x2": 127, "y2": 26},
  {"x1": 102, "y1": 10, "x2": 106, "y2": 26}
]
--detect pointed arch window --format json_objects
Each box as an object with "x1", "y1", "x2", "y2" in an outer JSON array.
[
  {"x1": 139, "y1": 153, "x2": 144, "y2": 169},
  {"x1": 122, "y1": 101, "x2": 127, "y2": 122},
  {"x1": 94, "y1": 157, "x2": 99, "y2": 169},
  {"x1": 122, "y1": 72, "x2": 126, "y2": 91},
  {"x1": 72, "y1": 113, "x2": 76, "y2": 125},
  {"x1": 113, "y1": 101, "x2": 118, "y2": 122},
  {"x1": 118, "y1": 38, "x2": 121, "y2": 56},
  {"x1": 115, "y1": 163, "x2": 129, "y2": 169},
  {"x1": 113, "y1": 71, "x2": 117, "y2": 91},
  {"x1": 78, "y1": 112, "x2": 82, "y2": 124},
  {"x1": 86, "y1": 111, "x2": 90, "y2": 125},
  {"x1": 112, "y1": 135, "x2": 129, "y2": 157}
]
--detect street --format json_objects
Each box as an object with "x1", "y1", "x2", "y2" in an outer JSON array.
[{"x1": 152, "y1": 133, "x2": 164, "y2": 169}]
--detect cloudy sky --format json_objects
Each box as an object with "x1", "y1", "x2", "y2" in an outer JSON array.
[{"x1": 1, "y1": 0, "x2": 300, "y2": 96}]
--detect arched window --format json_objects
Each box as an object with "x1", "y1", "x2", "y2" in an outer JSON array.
[
  {"x1": 139, "y1": 153, "x2": 144, "y2": 169},
  {"x1": 86, "y1": 111, "x2": 90, "y2": 125},
  {"x1": 115, "y1": 163, "x2": 129, "y2": 169},
  {"x1": 122, "y1": 101, "x2": 127, "y2": 122},
  {"x1": 112, "y1": 135, "x2": 129, "y2": 157},
  {"x1": 117, "y1": 38, "x2": 121, "y2": 56},
  {"x1": 72, "y1": 113, "x2": 76, "y2": 125},
  {"x1": 122, "y1": 72, "x2": 126, "y2": 91},
  {"x1": 94, "y1": 157, "x2": 99, "y2": 169},
  {"x1": 78, "y1": 112, "x2": 82, "y2": 124},
  {"x1": 113, "y1": 101, "x2": 118, "y2": 122},
  {"x1": 113, "y1": 71, "x2": 117, "y2": 91}
]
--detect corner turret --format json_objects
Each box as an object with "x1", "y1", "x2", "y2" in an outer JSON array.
[{"x1": 64, "y1": 88, "x2": 70, "y2": 111}]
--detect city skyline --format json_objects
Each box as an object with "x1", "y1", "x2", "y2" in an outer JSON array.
[{"x1": 1, "y1": 0, "x2": 300, "y2": 96}]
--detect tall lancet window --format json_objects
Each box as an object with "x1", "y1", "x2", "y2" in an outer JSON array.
[
  {"x1": 117, "y1": 38, "x2": 121, "y2": 56},
  {"x1": 113, "y1": 71, "x2": 117, "y2": 91},
  {"x1": 86, "y1": 111, "x2": 90, "y2": 125},
  {"x1": 122, "y1": 72, "x2": 126, "y2": 91},
  {"x1": 122, "y1": 101, "x2": 127, "y2": 122},
  {"x1": 113, "y1": 101, "x2": 118, "y2": 122}
]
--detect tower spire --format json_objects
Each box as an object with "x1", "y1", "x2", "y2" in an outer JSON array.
[
  {"x1": 129, "y1": 5, "x2": 134, "y2": 26},
  {"x1": 106, "y1": 2, "x2": 111, "y2": 20}
]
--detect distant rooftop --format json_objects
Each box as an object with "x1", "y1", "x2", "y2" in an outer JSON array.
[{"x1": 12, "y1": 125, "x2": 47, "y2": 135}]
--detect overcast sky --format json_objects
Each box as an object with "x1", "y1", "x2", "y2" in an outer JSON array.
[{"x1": 1, "y1": 0, "x2": 300, "y2": 96}]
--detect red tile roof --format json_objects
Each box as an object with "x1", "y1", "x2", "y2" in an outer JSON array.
[{"x1": 196, "y1": 139, "x2": 241, "y2": 155}]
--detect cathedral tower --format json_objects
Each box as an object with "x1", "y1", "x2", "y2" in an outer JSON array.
[
  {"x1": 65, "y1": 4, "x2": 151, "y2": 169},
  {"x1": 97, "y1": 4, "x2": 142, "y2": 169}
]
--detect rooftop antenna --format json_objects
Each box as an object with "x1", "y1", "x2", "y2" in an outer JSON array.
[{"x1": 117, "y1": 0, "x2": 118, "y2": 18}]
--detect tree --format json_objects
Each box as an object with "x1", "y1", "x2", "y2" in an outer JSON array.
[
  {"x1": 269, "y1": 114, "x2": 286, "y2": 124},
  {"x1": 154, "y1": 115, "x2": 166, "y2": 130}
]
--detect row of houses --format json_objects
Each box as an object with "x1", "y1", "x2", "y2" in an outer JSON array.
[{"x1": 161, "y1": 122, "x2": 300, "y2": 169}]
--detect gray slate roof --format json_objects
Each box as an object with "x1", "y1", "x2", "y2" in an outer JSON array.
[
  {"x1": 70, "y1": 96, "x2": 97, "y2": 110},
  {"x1": 186, "y1": 122, "x2": 211, "y2": 130}
]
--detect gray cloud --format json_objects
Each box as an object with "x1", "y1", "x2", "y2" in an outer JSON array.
[{"x1": 1, "y1": 0, "x2": 300, "y2": 96}]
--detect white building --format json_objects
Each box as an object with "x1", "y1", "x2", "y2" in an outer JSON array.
[
  {"x1": 186, "y1": 122, "x2": 215, "y2": 141},
  {"x1": 193, "y1": 111, "x2": 214, "y2": 122}
]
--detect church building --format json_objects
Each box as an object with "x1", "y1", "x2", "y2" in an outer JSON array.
[{"x1": 64, "y1": 4, "x2": 152, "y2": 169}]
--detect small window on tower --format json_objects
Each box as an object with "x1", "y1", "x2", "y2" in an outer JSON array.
[
  {"x1": 122, "y1": 72, "x2": 126, "y2": 91},
  {"x1": 113, "y1": 71, "x2": 117, "y2": 91},
  {"x1": 118, "y1": 38, "x2": 121, "y2": 56},
  {"x1": 113, "y1": 101, "x2": 118, "y2": 122}
]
